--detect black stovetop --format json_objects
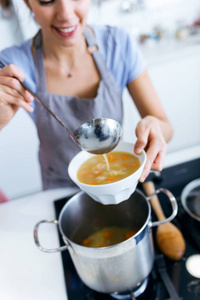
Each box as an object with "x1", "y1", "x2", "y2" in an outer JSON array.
[{"x1": 54, "y1": 157, "x2": 200, "y2": 300}]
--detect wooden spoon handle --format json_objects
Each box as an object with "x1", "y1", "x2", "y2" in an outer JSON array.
[
  {"x1": 143, "y1": 181, "x2": 166, "y2": 221},
  {"x1": 143, "y1": 181, "x2": 186, "y2": 260}
]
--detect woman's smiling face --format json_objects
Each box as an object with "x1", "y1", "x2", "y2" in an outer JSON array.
[{"x1": 24, "y1": 0, "x2": 90, "y2": 47}]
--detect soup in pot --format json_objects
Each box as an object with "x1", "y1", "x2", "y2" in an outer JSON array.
[
  {"x1": 77, "y1": 151, "x2": 140, "y2": 185},
  {"x1": 82, "y1": 226, "x2": 137, "y2": 248}
]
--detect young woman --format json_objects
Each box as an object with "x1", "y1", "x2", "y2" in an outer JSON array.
[{"x1": 0, "y1": 0, "x2": 173, "y2": 190}]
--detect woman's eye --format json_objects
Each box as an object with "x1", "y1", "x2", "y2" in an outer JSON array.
[{"x1": 39, "y1": 0, "x2": 54, "y2": 5}]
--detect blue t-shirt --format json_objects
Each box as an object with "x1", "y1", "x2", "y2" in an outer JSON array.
[{"x1": 0, "y1": 25, "x2": 146, "y2": 117}]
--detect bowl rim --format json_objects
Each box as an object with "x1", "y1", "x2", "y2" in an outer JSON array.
[{"x1": 68, "y1": 141, "x2": 146, "y2": 188}]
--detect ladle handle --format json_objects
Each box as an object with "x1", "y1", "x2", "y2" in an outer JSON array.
[
  {"x1": 21, "y1": 82, "x2": 72, "y2": 133},
  {"x1": 34, "y1": 219, "x2": 68, "y2": 253},
  {"x1": 0, "y1": 61, "x2": 74, "y2": 139}
]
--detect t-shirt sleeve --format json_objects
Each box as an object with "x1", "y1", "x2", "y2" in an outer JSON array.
[
  {"x1": 0, "y1": 41, "x2": 37, "y2": 93},
  {"x1": 0, "y1": 41, "x2": 37, "y2": 119},
  {"x1": 113, "y1": 26, "x2": 147, "y2": 86},
  {"x1": 125, "y1": 32, "x2": 147, "y2": 84}
]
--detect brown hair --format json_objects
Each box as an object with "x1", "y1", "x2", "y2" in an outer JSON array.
[{"x1": 0, "y1": 0, "x2": 11, "y2": 8}]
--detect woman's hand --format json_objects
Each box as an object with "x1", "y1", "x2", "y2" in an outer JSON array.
[
  {"x1": 134, "y1": 116, "x2": 169, "y2": 182},
  {"x1": 0, "y1": 64, "x2": 34, "y2": 130}
]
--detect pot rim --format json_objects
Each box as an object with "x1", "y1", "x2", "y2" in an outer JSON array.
[
  {"x1": 58, "y1": 190, "x2": 151, "y2": 251},
  {"x1": 181, "y1": 178, "x2": 200, "y2": 222}
]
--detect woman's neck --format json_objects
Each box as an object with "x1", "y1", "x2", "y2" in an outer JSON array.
[{"x1": 42, "y1": 33, "x2": 86, "y2": 64}]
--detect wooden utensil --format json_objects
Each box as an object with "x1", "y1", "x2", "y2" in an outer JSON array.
[{"x1": 143, "y1": 181, "x2": 186, "y2": 261}]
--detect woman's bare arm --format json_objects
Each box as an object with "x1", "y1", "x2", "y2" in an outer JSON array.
[{"x1": 127, "y1": 69, "x2": 173, "y2": 181}]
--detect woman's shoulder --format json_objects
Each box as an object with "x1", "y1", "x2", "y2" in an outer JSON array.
[
  {"x1": 0, "y1": 37, "x2": 37, "y2": 91},
  {"x1": 89, "y1": 24, "x2": 138, "y2": 63},
  {"x1": 89, "y1": 24, "x2": 146, "y2": 89},
  {"x1": 91, "y1": 24, "x2": 130, "y2": 46},
  {"x1": 0, "y1": 39, "x2": 33, "y2": 66}
]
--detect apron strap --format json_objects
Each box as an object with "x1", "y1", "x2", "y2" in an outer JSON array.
[{"x1": 83, "y1": 26, "x2": 114, "y2": 82}]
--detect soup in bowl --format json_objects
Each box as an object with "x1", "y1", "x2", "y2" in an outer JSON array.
[{"x1": 68, "y1": 141, "x2": 146, "y2": 205}]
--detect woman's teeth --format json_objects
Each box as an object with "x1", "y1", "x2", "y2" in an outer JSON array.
[{"x1": 58, "y1": 27, "x2": 75, "y2": 33}]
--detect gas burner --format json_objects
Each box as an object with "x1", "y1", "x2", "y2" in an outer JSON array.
[{"x1": 110, "y1": 278, "x2": 148, "y2": 300}]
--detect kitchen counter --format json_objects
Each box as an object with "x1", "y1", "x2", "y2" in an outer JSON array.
[
  {"x1": 0, "y1": 186, "x2": 79, "y2": 300},
  {"x1": 0, "y1": 145, "x2": 200, "y2": 300}
]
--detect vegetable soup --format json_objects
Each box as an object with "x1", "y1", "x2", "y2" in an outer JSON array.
[
  {"x1": 82, "y1": 226, "x2": 137, "y2": 248},
  {"x1": 77, "y1": 151, "x2": 140, "y2": 185}
]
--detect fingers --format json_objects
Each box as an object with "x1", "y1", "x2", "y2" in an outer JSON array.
[
  {"x1": 151, "y1": 147, "x2": 166, "y2": 171},
  {"x1": 0, "y1": 88, "x2": 34, "y2": 113},
  {"x1": 0, "y1": 64, "x2": 25, "y2": 82},
  {"x1": 134, "y1": 117, "x2": 167, "y2": 182},
  {"x1": 134, "y1": 121, "x2": 149, "y2": 155},
  {"x1": 139, "y1": 139, "x2": 167, "y2": 182},
  {"x1": 0, "y1": 64, "x2": 34, "y2": 112},
  {"x1": 0, "y1": 75, "x2": 33, "y2": 103}
]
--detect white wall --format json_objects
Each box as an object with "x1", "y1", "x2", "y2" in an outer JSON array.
[
  {"x1": 0, "y1": 0, "x2": 200, "y2": 199},
  {"x1": 122, "y1": 44, "x2": 200, "y2": 153},
  {"x1": 0, "y1": 110, "x2": 42, "y2": 199},
  {"x1": 11, "y1": 0, "x2": 39, "y2": 40},
  {"x1": 0, "y1": 6, "x2": 23, "y2": 50},
  {"x1": 0, "y1": 3, "x2": 41, "y2": 199}
]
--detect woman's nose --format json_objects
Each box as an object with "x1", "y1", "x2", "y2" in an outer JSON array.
[{"x1": 55, "y1": 0, "x2": 75, "y2": 22}]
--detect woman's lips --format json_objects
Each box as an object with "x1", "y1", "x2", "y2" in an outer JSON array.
[{"x1": 54, "y1": 25, "x2": 77, "y2": 37}]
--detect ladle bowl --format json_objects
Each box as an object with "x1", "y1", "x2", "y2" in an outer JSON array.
[{"x1": 73, "y1": 118, "x2": 122, "y2": 154}]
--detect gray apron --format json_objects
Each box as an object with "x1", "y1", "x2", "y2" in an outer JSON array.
[{"x1": 34, "y1": 27, "x2": 123, "y2": 190}]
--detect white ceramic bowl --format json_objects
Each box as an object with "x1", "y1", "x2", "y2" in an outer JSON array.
[{"x1": 68, "y1": 141, "x2": 146, "y2": 205}]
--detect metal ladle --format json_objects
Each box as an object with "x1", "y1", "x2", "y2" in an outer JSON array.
[{"x1": 0, "y1": 61, "x2": 122, "y2": 154}]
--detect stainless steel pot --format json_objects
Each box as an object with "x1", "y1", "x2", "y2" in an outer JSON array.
[
  {"x1": 34, "y1": 189, "x2": 177, "y2": 294},
  {"x1": 181, "y1": 178, "x2": 200, "y2": 222}
]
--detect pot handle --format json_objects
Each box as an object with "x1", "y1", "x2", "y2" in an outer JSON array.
[
  {"x1": 146, "y1": 188, "x2": 178, "y2": 228},
  {"x1": 34, "y1": 219, "x2": 68, "y2": 253}
]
